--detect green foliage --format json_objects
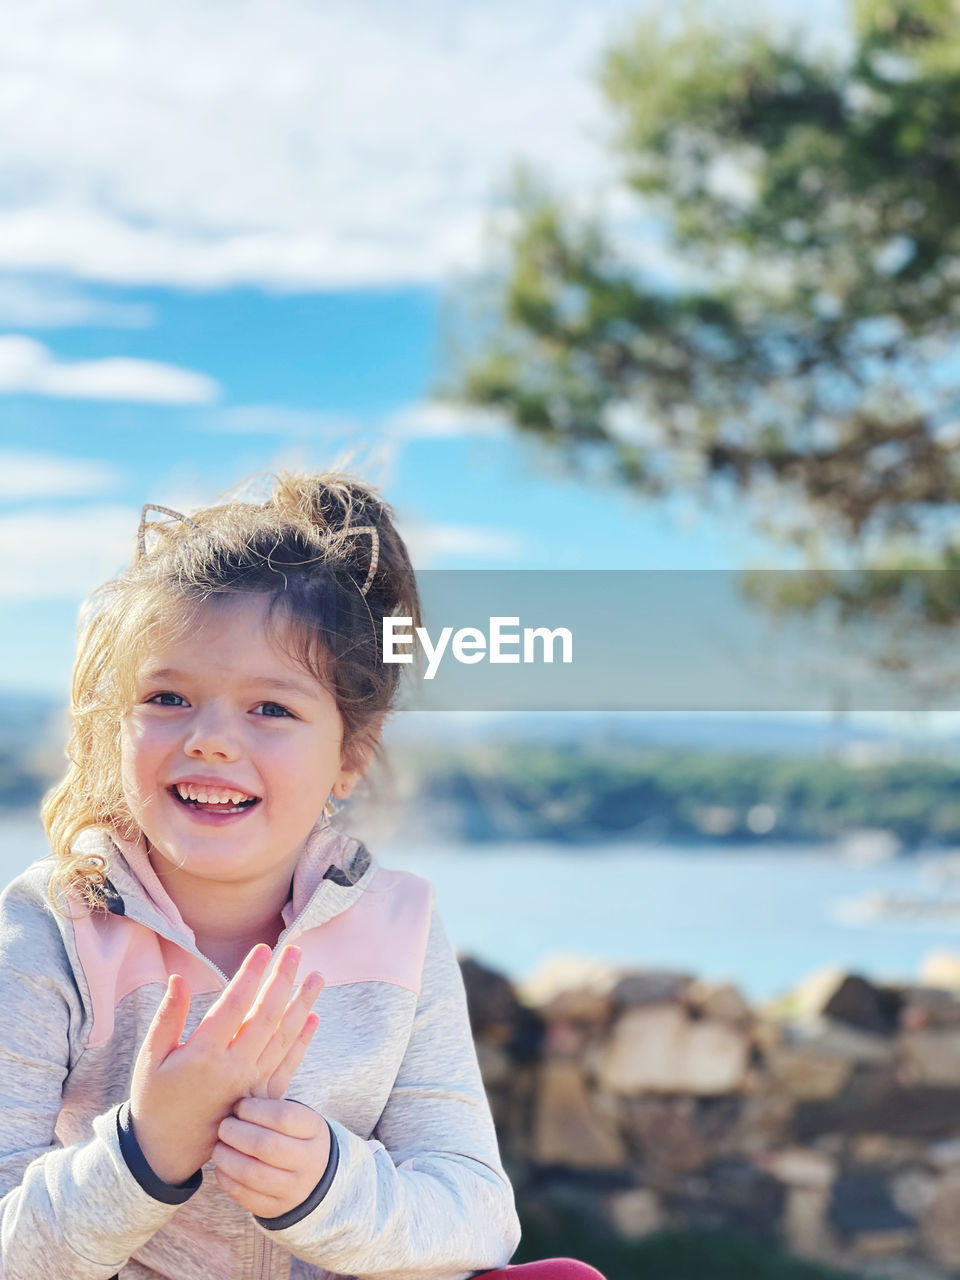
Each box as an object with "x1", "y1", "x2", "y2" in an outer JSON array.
[
  {"x1": 513, "y1": 1208, "x2": 875, "y2": 1280},
  {"x1": 411, "y1": 740, "x2": 960, "y2": 848},
  {"x1": 449, "y1": 0, "x2": 960, "y2": 569}
]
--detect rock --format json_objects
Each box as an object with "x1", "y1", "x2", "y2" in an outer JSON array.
[
  {"x1": 900, "y1": 987, "x2": 960, "y2": 1031},
  {"x1": 532, "y1": 1061, "x2": 627, "y2": 1169},
  {"x1": 765, "y1": 1019, "x2": 894, "y2": 1102},
  {"x1": 518, "y1": 954, "x2": 617, "y2": 1023},
  {"x1": 605, "y1": 1188, "x2": 665, "y2": 1240},
  {"x1": 454, "y1": 952, "x2": 960, "y2": 1275},
  {"x1": 779, "y1": 968, "x2": 850, "y2": 1020},
  {"x1": 764, "y1": 1045, "x2": 853, "y2": 1101},
  {"x1": 665, "y1": 1158, "x2": 784, "y2": 1237},
  {"x1": 784, "y1": 1186, "x2": 833, "y2": 1259},
  {"x1": 543, "y1": 1020, "x2": 585, "y2": 1059},
  {"x1": 848, "y1": 1133, "x2": 926, "y2": 1167},
  {"x1": 612, "y1": 970, "x2": 694, "y2": 1009},
  {"x1": 823, "y1": 976, "x2": 898, "y2": 1035},
  {"x1": 475, "y1": 1041, "x2": 512, "y2": 1088},
  {"x1": 900, "y1": 1031, "x2": 960, "y2": 1087},
  {"x1": 498, "y1": 1062, "x2": 539, "y2": 1163},
  {"x1": 540, "y1": 988, "x2": 613, "y2": 1024},
  {"x1": 829, "y1": 1171, "x2": 916, "y2": 1239},
  {"x1": 849, "y1": 1228, "x2": 917, "y2": 1257},
  {"x1": 787, "y1": 969, "x2": 895, "y2": 1035},
  {"x1": 731, "y1": 1093, "x2": 796, "y2": 1154},
  {"x1": 761, "y1": 1146, "x2": 837, "y2": 1189},
  {"x1": 812, "y1": 1134, "x2": 845, "y2": 1158},
  {"x1": 891, "y1": 1167, "x2": 938, "y2": 1217},
  {"x1": 694, "y1": 1095, "x2": 745, "y2": 1153},
  {"x1": 795, "y1": 1071, "x2": 960, "y2": 1140},
  {"x1": 682, "y1": 1020, "x2": 752, "y2": 1095},
  {"x1": 802, "y1": 1020, "x2": 895, "y2": 1063},
  {"x1": 622, "y1": 1097, "x2": 708, "y2": 1174},
  {"x1": 460, "y1": 957, "x2": 524, "y2": 1042},
  {"x1": 741, "y1": 1065, "x2": 771, "y2": 1096},
  {"x1": 922, "y1": 1171, "x2": 960, "y2": 1267},
  {"x1": 919, "y1": 952, "x2": 960, "y2": 991},
  {"x1": 927, "y1": 1138, "x2": 960, "y2": 1170},
  {"x1": 751, "y1": 1019, "x2": 786, "y2": 1053},
  {"x1": 593, "y1": 1004, "x2": 749, "y2": 1096},
  {"x1": 688, "y1": 980, "x2": 753, "y2": 1023}
]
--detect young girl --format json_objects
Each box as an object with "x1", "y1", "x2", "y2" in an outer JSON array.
[{"x1": 0, "y1": 471, "x2": 604, "y2": 1280}]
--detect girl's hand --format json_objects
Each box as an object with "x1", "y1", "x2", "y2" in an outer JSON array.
[
  {"x1": 212, "y1": 1096, "x2": 332, "y2": 1218},
  {"x1": 129, "y1": 944, "x2": 324, "y2": 1185}
]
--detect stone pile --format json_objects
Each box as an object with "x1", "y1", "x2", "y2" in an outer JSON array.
[{"x1": 459, "y1": 953, "x2": 960, "y2": 1279}]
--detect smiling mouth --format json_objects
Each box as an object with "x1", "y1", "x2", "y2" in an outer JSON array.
[{"x1": 168, "y1": 786, "x2": 261, "y2": 816}]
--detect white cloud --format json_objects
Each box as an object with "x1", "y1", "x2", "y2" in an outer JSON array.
[
  {"x1": 0, "y1": 0, "x2": 849, "y2": 294},
  {"x1": 0, "y1": 335, "x2": 219, "y2": 403},
  {"x1": 207, "y1": 404, "x2": 357, "y2": 437},
  {"x1": 401, "y1": 521, "x2": 527, "y2": 565},
  {"x1": 0, "y1": 505, "x2": 138, "y2": 599},
  {"x1": 0, "y1": 277, "x2": 152, "y2": 328},
  {"x1": 0, "y1": 0, "x2": 846, "y2": 292},
  {"x1": 0, "y1": 450, "x2": 120, "y2": 499},
  {"x1": 384, "y1": 401, "x2": 510, "y2": 440}
]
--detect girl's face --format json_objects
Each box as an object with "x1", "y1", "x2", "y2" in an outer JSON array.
[{"x1": 120, "y1": 593, "x2": 362, "y2": 896}]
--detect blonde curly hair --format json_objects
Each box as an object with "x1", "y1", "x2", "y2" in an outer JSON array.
[{"x1": 42, "y1": 468, "x2": 422, "y2": 910}]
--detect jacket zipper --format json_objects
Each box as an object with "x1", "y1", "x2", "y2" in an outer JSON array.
[
  {"x1": 115, "y1": 871, "x2": 365, "y2": 988},
  {"x1": 252, "y1": 1225, "x2": 273, "y2": 1280}
]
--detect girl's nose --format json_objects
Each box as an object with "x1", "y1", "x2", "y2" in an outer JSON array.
[{"x1": 182, "y1": 704, "x2": 241, "y2": 761}]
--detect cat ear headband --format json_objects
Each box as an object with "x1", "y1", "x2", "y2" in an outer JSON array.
[{"x1": 136, "y1": 504, "x2": 380, "y2": 596}]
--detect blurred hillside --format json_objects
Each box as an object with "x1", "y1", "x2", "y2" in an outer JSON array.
[
  {"x1": 9, "y1": 696, "x2": 960, "y2": 853},
  {"x1": 0, "y1": 694, "x2": 66, "y2": 810}
]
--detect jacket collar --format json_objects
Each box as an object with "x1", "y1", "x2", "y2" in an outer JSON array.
[{"x1": 70, "y1": 818, "x2": 377, "y2": 950}]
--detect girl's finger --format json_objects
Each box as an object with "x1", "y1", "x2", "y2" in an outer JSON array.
[
  {"x1": 194, "y1": 944, "x2": 273, "y2": 1048},
  {"x1": 213, "y1": 1140, "x2": 295, "y2": 1200},
  {"x1": 141, "y1": 974, "x2": 191, "y2": 1066},
  {"x1": 213, "y1": 1163, "x2": 280, "y2": 1217},
  {"x1": 253, "y1": 970, "x2": 322, "y2": 1078},
  {"x1": 254, "y1": 1008, "x2": 320, "y2": 1100},
  {"x1": 227, "y1": 945, "x2": 302, "y2": 1060}
]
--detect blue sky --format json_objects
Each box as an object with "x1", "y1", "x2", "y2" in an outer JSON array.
[{"x1": 0, "y1": 0, "x2": 846, "y2": 696}]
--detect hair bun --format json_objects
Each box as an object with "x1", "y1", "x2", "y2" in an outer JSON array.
[{"x1": 270, "y1": 470, "x2": 383, "y2": 533}]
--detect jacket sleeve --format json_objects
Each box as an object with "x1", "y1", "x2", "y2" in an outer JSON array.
[
  {"x1": 255, "y1": 901, "x2": 522, "y2": 1280},
  {"x1": 0, "y1": 870, "x2": 195, "y2": 1280}
]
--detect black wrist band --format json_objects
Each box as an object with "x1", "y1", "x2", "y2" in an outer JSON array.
[
  {"x1": 256, "y1": 1123, "x2": 340, "y2": 1231},
  {"x1": 116, "y1": 1099, "x2": 203, "y2": 1205}
]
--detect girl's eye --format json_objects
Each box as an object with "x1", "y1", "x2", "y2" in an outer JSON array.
[
  {"x1": 146, "y1": 692, "x2": 187, "y2": 707},
  {"x1": 256, "y1": 701, "x2": 294, "y2": 718}
]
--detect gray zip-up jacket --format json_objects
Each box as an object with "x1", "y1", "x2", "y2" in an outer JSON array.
[{"x1": 0, "y1": 819, "x2": 521, "y2": 1280}]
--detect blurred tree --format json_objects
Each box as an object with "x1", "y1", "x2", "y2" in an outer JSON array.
[{"x1": 446, "y1": 0, "x2": 960, "y2": 665}]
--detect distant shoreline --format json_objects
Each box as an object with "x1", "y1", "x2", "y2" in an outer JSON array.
[
  {"x1": 0, "y1": 804, "x2": 935, "y2": 868},
  {"x1": 8, "y1": 737, "x2": 960, "y2": 852}
]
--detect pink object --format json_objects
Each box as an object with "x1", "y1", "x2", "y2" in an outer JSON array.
[
  {"x1": 475, "y1": 1262, "x2": 606, "y2": 1280},
  {"x1": 70, "y1": 826, "x2": 432, "y2": 1047}
]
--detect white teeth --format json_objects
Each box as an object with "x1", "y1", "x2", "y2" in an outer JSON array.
[{"x1": 175, "y1": 783, "x2": 255, "y2": 805}]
